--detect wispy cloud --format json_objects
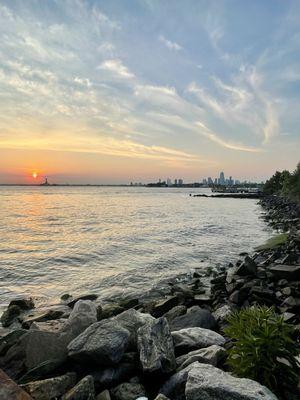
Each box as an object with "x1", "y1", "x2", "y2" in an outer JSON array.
[
  {"x1": 98, "y1": 59, "x2": 135, "y2": 79},
  {"x1": 159, "y1": 35, "x2": 182, "y2": 51}
]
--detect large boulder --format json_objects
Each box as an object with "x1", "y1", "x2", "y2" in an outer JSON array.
[
  {"x1": 62, "y1": 300, "x2": 97, "y2": 338},
  {"x1": 163, "y1": 306, "x2": 187, "y2": 323},
  {"x1": 235, "y1": 256, "x2": 257, "y2": 276},
  {"x1": 176, "y1": 345, "x2": 226, "y2": 370},
  {"x1": 21, "y1": 372, "x2": 76, "y2": 400},
  {"x1": 151, "y1": 297, "x2": 179, "y2": 318},
  {"x1": 62, "y1": 375, "x2": 95, "y2": 400},
  {"x1": 269, "y1": 265, "x2": 300, "y2": 281},
  {"x1": 0, "y1": 368, "x2": 33, "y2": 400},
  {"x1": 137, "y1": 317, "x2": 176, "y2": 375},
  {"x1": 172, "y1": 327, "x2": 225, "y2": 355},
  {"x1": 159, "y1": 362, "x2": 197, "y2": 400},
  {"x1": 185, "y1": 363, "x2": 278, "y2": 400},
  {"x1": 91, "y1": 361, "x2": 136, "y2": 390},
  {"x1": 68, "y1": 319, "x2": 130, "y2": 365},
  {"x1": 1, "y1": 305, "x2": 22, "y2": 327},
  {"x1": 114, "y1": 309, "x2": 154, "y2": 348},
  {"x1": 169, "y1": 306, "x2": 216, "y2": 332},
  {"x1": 110, "y1": 382, "x2": 146, "y2": 400}
]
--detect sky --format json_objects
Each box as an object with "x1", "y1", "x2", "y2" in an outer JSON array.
[{"x1": 0, "y1": 0, "x2": 299, "y2": 184}]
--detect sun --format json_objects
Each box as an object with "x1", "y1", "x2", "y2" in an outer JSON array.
[{"x1": 32, "y1": 172, "x2": 38, "y2": 179}]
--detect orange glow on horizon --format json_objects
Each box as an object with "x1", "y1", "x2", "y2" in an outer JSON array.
[{"x1": 32, "y1": 172, "x2": 38, "y2": 179}]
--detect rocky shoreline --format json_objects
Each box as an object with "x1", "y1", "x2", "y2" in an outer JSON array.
[{"x1": 0, "y1": 195, "x2": 299, "y2": 400}]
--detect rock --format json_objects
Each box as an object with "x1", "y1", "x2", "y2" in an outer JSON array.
[
  {"x1": 68, "y1": 319, "x2": 131, "y2": 365},
  {"x1": 110, "y1": 382, "x2": 146, "y2": 400},
  {"x1": 118, "y1": 298, "x2": 139, "y2": 310},
  {"x1": 269, "y1": 265, "x2": 300, "y2": 281},
  {"x1": 212, "y1": 305, "x2": 232, "y2": 323},
  {"x1": 137, "y1": 317, "x2": 176, "y2": 375},
  {"x1": 97, "y1": 390, "x2": 111, "y2": 400},
  {"x1": 0, "y1": 368, "x2": 33, "y2": 400},
  {"x1": 176, "y1": 345, "x2": 226, "y2": 370},
  {"x1": 62, "y1": 375, "x2": 95, "y2": 400},
  {"x1": 159, "y1": 362, "x2": 197, "y2": 400},
  {"x1": 62, "y1": 300, "x2": 97, "y2": 338},
  {"x1": 193, "y1": 294, "x2": 212, "y2": 305},
  {"x1": 0, "y1": 329, "x2": 27, "y2": 356},
  {"x1": 92, "y1": 362, "x2": 136, "y2": 390},
  {"x1": 61, "y1": 294, "x2": 72, "y2": 302},
  {"x1": 100, "y1": 304, "x2": 125, "y2": 320},
  {"x1": 185, "y1": 363, "x2": 278, "y2": 400},
  {"x1": 172, "y1": 327, "x2": 225, "y2": 355},
  {"x1": 153, "y1": 395, "x2": 170, "y2": 400},
  {"x1": 9, "y1": 298, "x2": 35, "y2": 311},
  {"x1": 229, "y1": 289, "x2": 249, "y2": 305},
  {"x1": 19, "y1": 359, "x2": 66, "y2": 384},
  {"x1": 235, "y1": 256, "x2": 257, "y2": 276},
  {"x1": 30, "y1": 319, "x2": 66, "y2": 333},
  {"x1": 21, "y1": 372, "x2": 76, "y2": 400},
  {"x1": 282, "y1": 296, "x2": 300, "y2": 312},
  {"x1": 163, "y1": 306, "x2": 187, "y2": 322},
  {"x1": 1, "y1": 305, "x2": 22, "y2": 327},
  {"x1": 151, "y1": 297, "x2": 179, "y2": 318},
  {"x1": 114, "y1": 309, "x2": 154, "y2": 348},
  {"x1": 169, "y1": 306, "x2": 216, "y2": 332},
  {"x1": 22, "y1": 310, "x2": 65, "y2": 329},
  {"x1": 68, "y1": 294, "x2": 98, "y2": 308}
]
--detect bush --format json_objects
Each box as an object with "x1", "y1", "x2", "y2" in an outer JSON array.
[{"x1": 224, "y1": 306, "x2": 300, "y2": 395}]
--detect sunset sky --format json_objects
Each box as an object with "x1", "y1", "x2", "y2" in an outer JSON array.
[{"x1": 0, "y1": 0, "x2": 299, "y2": 184}]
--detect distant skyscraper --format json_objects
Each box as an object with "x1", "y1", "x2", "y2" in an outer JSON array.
[
  {"x1": 167, "y1": 178, "x2": 172, "y2": 186},
  {"x1": 219, "y1": 171, "x2": 225, "y2": 185},
  {"x1": 208, "y1": 177, "x2": 213, "y2": 185},
  {"x1": 214, "y1": 178, "x2": 218, "y2": 185},
  {"x1": 202, "y1": 178, "x2": 207, "y2": 185},
  {"x1": 174, "y1": 179, "x2": 178, "y2": 185},
  {"x1": 178, "y1": 178, "x2": 183, "y2": 186}
]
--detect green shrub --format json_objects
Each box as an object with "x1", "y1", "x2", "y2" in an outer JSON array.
[{"x1": 224, "y1": 306, "x2": 300, "y2": 394}]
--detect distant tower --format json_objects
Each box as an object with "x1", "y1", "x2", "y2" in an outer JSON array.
[{"x1": 219, "y1": 171, "x2": 225, "y2": 185}]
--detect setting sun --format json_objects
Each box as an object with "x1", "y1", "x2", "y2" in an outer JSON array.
[{"x1": 32, "y1": 172, "x2": 38, "y2": 179}]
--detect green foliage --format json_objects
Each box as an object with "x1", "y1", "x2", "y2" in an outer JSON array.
[
  {"x1": 255, "y1": 233, "x2": 288, "y2": 251},
  {"x1": 224, "y1": 306, "x2": 300, "y2": 394},
  {"x1": 263, "y1": 162, "x2": 300, "y2": 200}
]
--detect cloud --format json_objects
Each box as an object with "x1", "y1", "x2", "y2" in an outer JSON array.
[
  {"x1": 196, "y1": 122, "x2": 262, "y2": 153},
  {"x1": 159, "y1": 35, "x2": 182, "y2": 51},
  {"x1": 97, "y1": 59, "x2": 135, "y2": 78}
]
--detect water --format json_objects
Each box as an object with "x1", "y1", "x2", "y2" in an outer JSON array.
[{"x1": 0, "y1": 186, "x2": 272, "y2": 311}]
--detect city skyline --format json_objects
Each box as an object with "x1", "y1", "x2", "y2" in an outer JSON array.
[{"x1": 0, "y1": 1, "x2": 300, "y2": 184}]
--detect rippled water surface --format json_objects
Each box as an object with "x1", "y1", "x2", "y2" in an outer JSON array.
[{"x1": 0, "y1": 186, "x2": 272, "y2": 310}]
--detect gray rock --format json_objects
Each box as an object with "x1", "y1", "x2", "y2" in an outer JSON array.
[
  {"x1": 151, "y1": 297, "x2": 179, "y2": 318},
  {"x1": 153, "y1": 395, "x2": 170, "y2": 400},
  {"x1": 185, "y1": 363, "x2": 278, "y2": 400},
  {"x1": 30, "y1": 319, "x2": 66, "y2": 333},
  {"x1": 62, "y1": 300, "x2": 97, "y2": 338},
  {"x1": 163, "y1": 306, "x2": 187, "y2": 322},
  {"x1": 269, "y1": 265, "x2": 300, "y2": 281},
  {"x1": 19, "y1": 359, "x2": 66, "y2": 384},
  {"x1": 114, "y1": 309, "x2": 154, "y2": 348},
  {"x1": 0, "y1": 329, "x2": 27, "y2": 356},
  {"x1": 176, "y1": 345, "x2": 226, "y2": 370},
  {"x1": 137, "y1": 317, "x2": 176, "y2": 375},
  {"x1": 100, "y1": 304, "x2": 125, "y2": 320},
  {"x1": 97, "y1": 390, "x2": 111, "y2": 400},
  {"x1": 22, "y1": 309, "x2": 65, "y2": 329},
  {"x1": 1, "y1": 305, "x2": 22, "y2": 327},
  {"x1": 235, "y1": 256, "x2": 257, "y2": 276},
  {"x1": 212, "y1": 305, "x2": 233, "y2": 323},
  {"x1": 68, "y1": 319, "x2": 130, "y2": 365},
  {"x1": 111, "y1": 382, "x2": 146, "y2": 400},
  {"x1": 62, "y1": 375, "x2": 95, "y2": 400},
  {"x1": 68, "y1": 294, "x2": 98, "y2": 308},
  {"x1": 92, "y1": 362, "x2": 136, "y2": 390},
  {"x1": 9, "y1": 298, "x2": 35, "y2": 310},
  {"x1": 169, "y1": 306, "x2": 216, "y2": 332},
  {"x1": 21, "y1": 372, "x2": 76, "y2": 400},
  {"x1": 172, "y1": 327, "x2": 225, "y2": 355},
  {"x1": 159, "y1": 362, "x2": 197, "y2": 400}
]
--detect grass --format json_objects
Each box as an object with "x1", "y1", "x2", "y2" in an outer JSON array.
[{"x1": 255, "y1": 233, "x2": 288, "y2": 251}]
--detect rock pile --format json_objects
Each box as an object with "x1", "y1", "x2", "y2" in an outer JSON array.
[{"x1": 0, "y1": 195, "x2": 299, "y2": 400}]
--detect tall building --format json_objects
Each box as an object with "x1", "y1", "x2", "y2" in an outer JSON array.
[
  {"x1": 174, "y1": 179, "x2": 178, "y2": 185},
  {"x1": 219, "y1": 171, "x2": 225, "y2": 185},
  {"x1": 208, "y1": 177, "x2": 213, "y2": 185},
  {"x1": 167, "y1": 178, "x2": 172, "y2": 187},
  {"x1": 178, "y1": 179, "x2": 183, "y2": 186}
]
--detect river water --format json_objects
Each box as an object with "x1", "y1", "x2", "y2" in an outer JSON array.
[{"x1": 0, "y1": 186, "x2": 272, "y2": 312}]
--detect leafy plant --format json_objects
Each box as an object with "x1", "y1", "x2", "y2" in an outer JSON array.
[{"x1": 224, "y1": 306, "x2": 300, "y2": 395}]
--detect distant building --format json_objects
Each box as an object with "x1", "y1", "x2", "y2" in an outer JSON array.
[
  {"x1": 178, "y1": 179, "x2": 183, "y2": 186},
  {"x1": 167, "y1": 178, "x2": 172, "y2": 187},
  {"x1": 202, "y1": 178, "x2": 207, "y2": 185},
  {"x1": 174, "y1": 179, "x2": 178, "y2": 186},
  {"x1": 208, "y1": 177, "x2": 213, "y2": 185},
  {"x1": 219, "y1": 171, "x2": 225, "y2": 185},
  {"x1": 214, "y1": 178, "x2": 218, "y2": 185}
]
